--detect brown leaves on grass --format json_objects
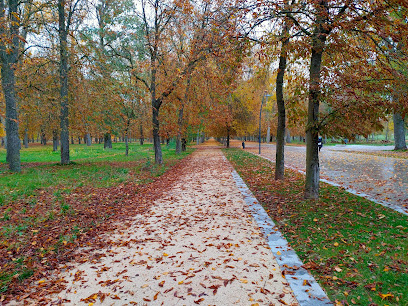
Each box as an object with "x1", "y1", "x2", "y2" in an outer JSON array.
[{"x1": 0, "y1": 155, "x2": 192, "y2": 302}]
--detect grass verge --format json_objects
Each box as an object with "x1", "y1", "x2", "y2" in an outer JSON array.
[
  {"x1": 0, "y1": 142, "x2": 193, "y2": 298},
  {"x1": 223, "y1": 148, "x2": 408, "y2": 306}
]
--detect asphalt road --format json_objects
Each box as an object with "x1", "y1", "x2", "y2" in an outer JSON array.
[{"x1": 242, "y1": 142, "x2": 408, "y2": 215}]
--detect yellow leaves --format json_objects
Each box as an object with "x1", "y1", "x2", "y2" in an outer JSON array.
[
  {"x1": 178, "y1": 280, "x2": 184, "y2": 285},
  {"x1": 313, "y1": 218, "x2": 318, "y2": 222},
  {"x1": 333, "y1": 242, "x2": 339, "y2": 247},
  {"x1": 334, "y1": 266, "x2": 342, "y2": 272},
  {"x1": 141, "y1": 284, "x2": 149, "y2": 288},
  {"x1": 276, "y1": 251, "x2": 281, "y2": 255},
  {"x1": 379, "y1": 293, "x2": 394, "y2": 300},
  {"x1": 38, "y1": 280, "x2": 45, "y2": 284},
  {"x1": 240, "y1": 279, "x2": 248, "y2": 283},
  {"x1": 163, "y1": 253, "x2": 169, "y2": 257}
]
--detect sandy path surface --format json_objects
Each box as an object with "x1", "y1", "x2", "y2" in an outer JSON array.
[{"x1": 40, "y1": 144, "x2": 298, "y2": 305}]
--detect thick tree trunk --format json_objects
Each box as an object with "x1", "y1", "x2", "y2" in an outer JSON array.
[
  {"x1": 59, "y1": 0, "x2": 70, "y2": 165},
  {"x1": 305, "y1": 43, "x2": 325, "y2": 199},
  {"x1": 0, "y1": 0, "x2": 21, "y2": 172},
  {"x1": 393, "y1": 112, "x2": 407, "y2": 150},
  {"x1": 85, "y1": 133, "x2": 92, "y2": 146},
  {"x1": 304, "y1": 1, "x2": 330, "y2": 199},
  {"x1": 181, "y1": 138, "x2": 186, "y2": 152},
  {"x1": 104, "y1": 133, "x2": 112, "y2": 149},
  {"x1": 286, "y1": 129, "x2": 291, "y2": 143}
]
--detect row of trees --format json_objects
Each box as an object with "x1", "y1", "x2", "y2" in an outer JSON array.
[{"x1": 1, "y1": 0, "x2": 407, "y2": 199}]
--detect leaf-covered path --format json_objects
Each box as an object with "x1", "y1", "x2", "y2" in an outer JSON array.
[
  {"x1": 25, "y1": 143, "x2": 299, "y2": 305},
  {"x1": 241, "y1": 142, "x2": 408, "y2": 215}
]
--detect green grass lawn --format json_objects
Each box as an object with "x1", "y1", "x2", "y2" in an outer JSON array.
[
  {"x1": 0, "y1": 142, "x2": 185, "y2": 204},
  {"x1": 0, "y1": 142, "x2": 193, "y2": 296},
  {"x1": 224, "y1": 148, "x2": 408, "y2": 306}
]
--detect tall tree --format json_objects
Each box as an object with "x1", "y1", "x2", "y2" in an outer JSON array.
[
  {"x1": 58, "y1": 0, "x2": 82, "y2": 164},
  {"x1": 0, "y1": 0, "x2": 22, "y2": 172}
]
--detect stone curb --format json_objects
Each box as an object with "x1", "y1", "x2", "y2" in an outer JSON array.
[{"x1": 228, "y1": 167, "x2": 332, "y2": 306}]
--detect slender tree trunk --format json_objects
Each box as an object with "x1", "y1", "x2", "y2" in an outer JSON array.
[
  {"x1": 226, "y1": 127, "x2": 230, "y2": 148},
  {"x1": 59, "y1": 0, "x2": 70, "y2": 165},
  {"x1": 197, "y1": 129, "x2": 200, "y2": 145},
  {"x1": 393, "y1": 112, "x2": 407, "y2": 150},
  {"x1": 152, "y1": 104, "x2": 162, "y2": 164},
  {"x1": 125, "y1": 133, "x2": 129, "y2": 156},
  {"x1": 139, "y1": 123, "x2": 144, "y2": 145},
  {"x1": 53, "y1": 130, "x2": 59, "y2": 152},
  {"x1": 181, "y1": 138, "x2": 186, "y2": 152},
  {"x1": 176, "y1": 105, "x2": 184, "y2": 154},
  {"x1": 275, "y1": 19, "x2": 290, "y2": 180},
  {"x1": 23, "y1": 129, "x2": 29, "y2": 148}
]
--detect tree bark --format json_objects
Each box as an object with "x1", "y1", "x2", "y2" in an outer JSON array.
[
  {"x1": 85, "y1": 133, "x2": 92, "y2": 146},
  {"x1": 0, "y1": 0, "x2": 21, "y2": 172},
  {"x1": 226, "y1": 127, "x2": 230, "y2": 148},
  {"x1": 304, "y1": 1, "x2": 329, "y2": 199},
  {"x1": 393, "y1": 112, "x2": 407, "y2": 150},
  {"x1": 275, "y1": 18, "x2": 290, "y2": 180},
  {"x1": 23, "y1": 129, "x2": 29, "y2": 148},
  {"x1": 139, "y1": 125, "x2": 144, "y2": 145},
  {"x1": 152, "y1": 104, "x2": 162, "y2": 164},
  {"x1": 104, "y1": 133, "x2": 112, "y2": 149},
  {"x1": 53, "y1": 130, "x2": 59, "y2": 152},
  {"x1": 176, "y1": 105, "x2": 184, "y2": 154},
  {"x1": 59, "y1": 0, "x2": 70, "y2": 165}
]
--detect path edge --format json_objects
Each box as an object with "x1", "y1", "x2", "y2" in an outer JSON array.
[{"x1": 224, "y1": 157, "x2": 332, "y2": 306}]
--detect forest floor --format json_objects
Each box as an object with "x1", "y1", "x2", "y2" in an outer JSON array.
[{"x1": 7, "y1": 141, "x2": 303, "y2": 305}]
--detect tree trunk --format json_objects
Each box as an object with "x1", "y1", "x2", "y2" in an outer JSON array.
[
  {"x1": 152, "y1": 104, "x2": 163, "y2": 164},
  {"x1": 0, "y1": 0, "x2": 21, "y2": 172},
  {"x1": 226, "y1": 127, "x2": 230, "y2": 148},
  {"x1": 393, "y1": 112, "x2": 407, "y2": 150},
  {"x1": 59, "y1": 0, "x2": 70, "y2": 165},
  {"x1": 286, "y1": 129, "x2": 291, "y2": 143},
  {"x1": 78, "y1": 136, "x2": 81, "y2": 144},
  {"x1": 304, "y1": 34, "x2": 327, "y2": 198},
  {"x1": 181, "y1": 138, "x2": 186, "y2": 152},
  {"x1": 176, "y1": 104, "x2": 184, "y2": 154},
  {"x1": 139, "y1": 123, "x2": 144, "y2": 145},
  {"x1": 275, "y1": 22, "x2": 291, "y2": 180},
  {"x1": 53, "y1": 130, "x2": 59, "y2": 152},
  {"x1": 125, "y1": 134, "x2": 129, "y2": 156},
  {"x1": 197, "y1": 129, "x2": 200, "y2": 145},
  {"x1": 104, "y1": 133, "x2": 112, "y2": 149},
  {"x1": 85, "y1": 133, "x2": 92, "y2": 146},
  {"x1": 23, "y1": 129, "x2": 29, "y2": 148}
]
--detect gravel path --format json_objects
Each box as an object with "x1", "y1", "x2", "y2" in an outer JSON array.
[{"x1": 34, "y1": 144, "x2": 299, "y2": 305}]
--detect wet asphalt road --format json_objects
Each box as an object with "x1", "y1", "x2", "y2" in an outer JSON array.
[{"x1": 243, "y1": 143, "x2": 408, "y2": 215}]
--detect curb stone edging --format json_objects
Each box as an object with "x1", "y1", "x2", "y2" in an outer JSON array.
[{"x1": 228, "y1": 167, "x2": 332, "y2": 306}]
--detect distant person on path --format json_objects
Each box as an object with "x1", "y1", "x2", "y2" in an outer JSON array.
[
  {"x1": 318, "y1": 136, "x2": 323, "y2": 151},
  {"x1": 242, "y1": 141, "x2": 245, "y2": 149}
]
